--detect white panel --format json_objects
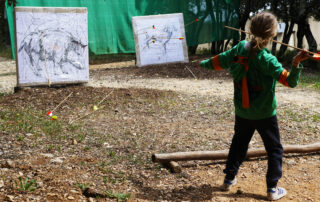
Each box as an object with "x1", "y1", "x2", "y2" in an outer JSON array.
[
  {"x1": 132, "y1": 13, "x2": 189, "y2": 67},
  {"x1": 15, "y1": 7, "x2": 89, "y2": 87}
]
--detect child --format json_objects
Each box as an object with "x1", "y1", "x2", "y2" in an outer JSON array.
[{"x1": 199, "y1": 12, "x2": 309, "y2": 201}]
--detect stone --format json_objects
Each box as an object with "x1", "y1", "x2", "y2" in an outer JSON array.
[
  {"x1": 51, "y1": 157, "x2": 63, "y2": 164},
  {"x1": 5, "y1": 160, "x2": 15, "y2": 168},
  {"x1": 41, "y1": 153, "x2": 54, "y2": 158},
  {"x1": 6, "y1": 195, "x2": 14, "y2": 202}
]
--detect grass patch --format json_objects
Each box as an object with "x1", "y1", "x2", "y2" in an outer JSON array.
[
  {"x1": 74, "y1": 182, "x2": 89, "y2": 191},
  {"x1": 300, "y1": 72, "x2": 320, "y2": 90},
  {"x1": 0, "y1": 108, "x2": 96, "y2": 144},
  {"x1": 105, "y1": 191, "x2": 131, "y2": 202},
  {"x1": 14, "y1": 177, "x2": 37, "y2": 192}
]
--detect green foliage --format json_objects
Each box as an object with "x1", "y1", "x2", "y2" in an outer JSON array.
[
  {"x1": 15, "y1": 177, "x2": 37, "y2": 192},
  {"x1": 102, "y1": 171, "x2": 127, "y2": 185},
  {"x1": 105, "y1": 191, "x2": 131, "y2": 202},
  {"x1": 0, "y1": 108, "x2": 95, "y2": 144},
  {"x1": 300, "y1": 72, "x2": 320, "y2": 90},
  {"x1": 0, "y1": 92, "x2": 9, "y2": 97},
  {"x1": 109, "y1": 150, "x2": 116, "y2": 158},
  {"x1": 0, "y1": 0, "x2": 12, "y2": 59},
  {"x1": 312, "y1": 114, "x2": 320, "y2": 122},
  {"x1": 74, "y1": 182, "x2": 89, "y2": 190}
]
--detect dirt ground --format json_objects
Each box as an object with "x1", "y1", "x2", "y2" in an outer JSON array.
[{"x1": 0, "y1": 56, "x2": 319, "y2": 201}]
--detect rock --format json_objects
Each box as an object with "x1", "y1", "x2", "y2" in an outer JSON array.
[
  {"x1": 83, "y1": 188, "x2": 105, "y2": 198},
  {"x1": 67, "y1": 196, "x2": 75, "y2": 200},
  {"x1": 73, "y1": 139, "x2": 78, "y2": 145},
  {"x1": 103, "y1": 142, "x2": 113, "y2": 148},
  {"x1": 26, "y1": 133, "x2": 33, "y2": 137},
  {"x1": 37, "y1": 181, "x2": 44, "y2": 187},
  {"x1": 6, "y1": 195, "x2": 14, "y2": 202},
  {"x1": 70, "y1": 190, "x2": 79, "y2": 194},
  {"x1": 89, "y1": 198, "x2": 96, "y2": 202},
  {"x1": 0, "y1": 180, "x2": 4, "y2": 188},
  {"x1": 287, "y1": 159, "x2": 296, "y2": 166},
  {"x1": 241, "y1": 173, "x2": 247, "y2": 178},
  {"x1": 41, "y1": 153, "x2": 54, "y2": 158},
  {"x1": 5, "y1": 160, "x2": 15, "y2": 168},
  {"x1": 236, "y1": 189, "x2": 244, "y2": 194},
  {"x1": 1, "y1": 168, "x2": 9, "y2": 172},
  {"x1": 51, "y1": 157, "x2": 63, "y2": 164}
]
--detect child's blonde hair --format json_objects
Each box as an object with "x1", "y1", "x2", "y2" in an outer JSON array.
[{"x1": 249, "y1": 12, "x2": 278, "y2": 55}]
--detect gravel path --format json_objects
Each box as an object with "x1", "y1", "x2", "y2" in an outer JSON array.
[{"x1": 1, "y1": 57, "x2": 319, "y2": 113}]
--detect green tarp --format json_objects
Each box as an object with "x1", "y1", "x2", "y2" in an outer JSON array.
[{"x1": 6, "y1": 0, "x2": 239, "y2": 59}]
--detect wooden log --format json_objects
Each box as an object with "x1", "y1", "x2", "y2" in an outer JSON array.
[
  {"x1": 152, "y1": 143, "x2": 320, "y2": 163},
  {"x1": 167, "y1": 161, "x2": 182, "y2": 173}
]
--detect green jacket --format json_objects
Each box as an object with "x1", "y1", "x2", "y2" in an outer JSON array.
[{"x1": 200, "y1": 40, "x2": 302, "y2": 120}]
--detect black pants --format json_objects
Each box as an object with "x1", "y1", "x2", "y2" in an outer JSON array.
[{"x1": 223, "y1": 115, "x2": 283, "y2": 188}]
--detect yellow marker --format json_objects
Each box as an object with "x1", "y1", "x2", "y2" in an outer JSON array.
[
  {"x1": 51, "y1": 115, "x2": 58, "y2": 120},
  {"x1": 93, "y1": 105, "x2": 98, "y2": 111},
  {"x1": 179, "y1": 37, "x2": 184, "y2": 40}
]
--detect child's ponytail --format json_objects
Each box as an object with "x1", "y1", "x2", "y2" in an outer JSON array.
[{"x1": 249, "y1": 12, "x2": 278, "y2": 56}]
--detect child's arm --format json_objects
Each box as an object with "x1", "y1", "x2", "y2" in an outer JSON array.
[
  {"x1": 278, "y1": 50, "x2": 309, "y2": 87},
  {"x1": 199, "y1": 44, "x2": 239, "y2": 70},
  {"x1": 262, "y1": 50, "x2": 309, "y2": 88}
]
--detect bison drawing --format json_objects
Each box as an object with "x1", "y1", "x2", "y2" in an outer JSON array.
[{"x1": 18, "y1": 29, "x2": 88, "y2": 77}]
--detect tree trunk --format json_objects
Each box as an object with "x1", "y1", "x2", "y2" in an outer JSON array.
[
  {"x1": 297, "y1": 20, "x2": 318, "y2": 52},
  {"x1": 297, "y1": 21, "x2": 304, "y2": 49},
  {"x1": 224, "y1": 39, "x2": 231, "y2": 51},
  {"x1": 188, "y1": 46, "x2": 198, "y2": 55},
  {"x1": 304, "y1": 23, "x2": 318, "y2": 52},
  {"x1": 278, "y1": 21, "x2": 295, "y2": 58},
  {"x1": 211, "y1": 40, "x2": 225, "y2": 55}
]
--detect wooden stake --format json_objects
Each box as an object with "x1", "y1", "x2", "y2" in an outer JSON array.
[
  {"x1": 97, "y1": 90, "x2": 114, "y2": 106},
  {"x1": 224, "y1": 25, "x2": 318, "y2": 55},
  {"x1": 152, "y1": 142, "x2": 320, "y2": 163},
  {"x1": 52, "y1": 92, "x2": 73, "y2": 113},
  {"x1": 185, "y1": 66, "x2": 198, "y2": 79},
  {"x1": 69, "y1": 90, "x2": 114, "y2": 124}
]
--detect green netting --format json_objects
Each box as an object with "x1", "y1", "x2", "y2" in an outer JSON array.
[{"x1": 6, "y1": 0, "x2": 239, "y2": 59}]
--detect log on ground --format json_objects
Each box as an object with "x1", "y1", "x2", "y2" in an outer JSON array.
[{"x1": 152, "y1": 142, "x2": 320, "y2": 163}]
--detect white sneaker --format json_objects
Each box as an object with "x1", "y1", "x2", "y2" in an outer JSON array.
[
  {"x1": 221, "y1": 178, "x2": 237, "y2": 191},
  {"x1": 267, "y1": 187, "x2": 287, "y2": 201}
]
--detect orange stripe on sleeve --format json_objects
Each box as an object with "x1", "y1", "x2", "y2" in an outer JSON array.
[
  {"x1": 278, "y1": 69, "x2": 290, "y2": 87},
  {"x1": 211, "y1": 55, "x2": 223, "y2": 70}
]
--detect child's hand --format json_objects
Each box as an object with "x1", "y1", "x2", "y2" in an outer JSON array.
[{"x1": 293, "y1": 49, "x2": 310, "y2": 66}]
